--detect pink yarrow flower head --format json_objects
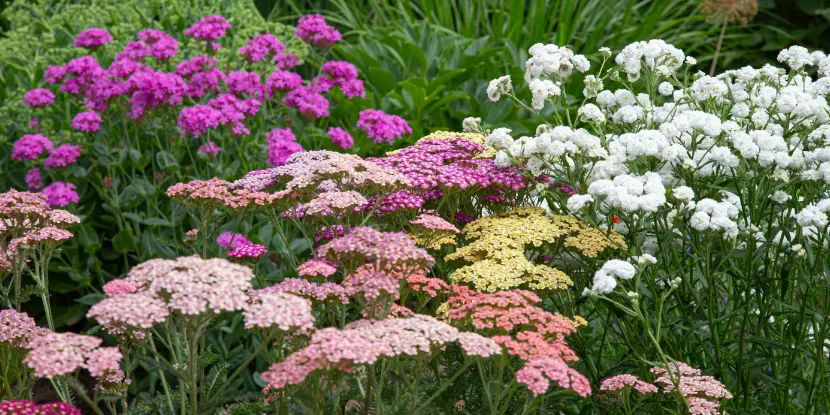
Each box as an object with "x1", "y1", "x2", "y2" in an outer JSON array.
[
  {"x1": 71, "y1": 111, "x2": 102, "y2": 133},
  {"x1": 297, "y1": 259, "x2": 337, "y2": 278},
  {"x1": 42, "y1": 182, "x2": 79, "y2": 207},
  {"x1": 23, "y1": 332, "x2": 102, "y2": 379},
  {"x1": 282, "y1": 87, "x2": 329, "y2": 120},
  {"x1": 22, "y1": 88, "x2": 55, "y2": 108},
  {"x1": 244, "y1": 291, "x2": 314, "y2": 332},
  {"x1": 137, "y1": 29, "x2": 179, "y2": 61},
  {"x1": 357, "y1": 109, "x2": 412, "y2": 144},
  {"x1": 45, "y1": 144, "x2": 82, "y2": 169},
  {"x1": 199, "y1": 141, "x2": 222, "y2": 157},
  {"x1": 0, "y1": 309, "x2": 50, "y2": 349},
  {"x1": 316, "y1": 227, "x2": 434, "y2": 269},
  {"x1": 73, "y1": 28, "x2": 113, "y2": 50},
  {"x1": 261, "y1": 315, "x2": 493, "y2": 391},
  {"x1": 12, "y1": 134, "x2": 53, "y2": 161},
  {"x1": 216, "y1": 231, "x2": 252, "y2": 250},
  {"x1": 87, "y1": 292, "x2": 169, "y2": 338},
  {"x1": 25, "y1": 168, "x2": 44, "y2": 191},
  {"x1": 0, "y1": 401, "x2": 83, "y2": 415},
  {"x1": 326, "y1": 127, "x2": 354, "y2": 149},
  {"x1": 266, "y1": 127, "x2": 304, "y2": 167},
  {"x1": 266, "y1": 70, "x2": 303, "y2": 96},
  {"x1": 295, "y1": 14, "x2": 341, "y2": 48},
  {"x1": 228, "y1": 243, "x2": 267, "y2": 260},
  {"x1": 600, "y1": 374, "x2": 658, "y2": 394},
  {"x1": 185, "y1": 15, "x2": 231, "y2": 41},
  {"x1": 102, "y1": 279, "x2": 138, "y2": 297},
  {"x1": 516, "y1": 357, "x2": 591, "y2": 397},
  {"x1": 239, "y1": 32, "x2": 286, "y2": 63},
  {"x1": 650, "y1": 362, "x2": 732, "y2": 415},
  {"x1": 85, "y1": 346, "x2": 123, "y2": 379},
  {"x1": 411, "y1": 213, "x2": 459, "y2": 232}
]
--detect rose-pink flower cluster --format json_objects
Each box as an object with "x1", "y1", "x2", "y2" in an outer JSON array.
[{"x1": 357, "y1": 109, "x2": 412, "y2": 144}]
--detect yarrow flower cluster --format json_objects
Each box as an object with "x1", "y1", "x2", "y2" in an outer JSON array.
[
  {"x1": 261, "y1": 315, "x2": 496, "y2": 391},
  {"x1": 0, "y1": 401, "x2": 82, "y2": 415}
]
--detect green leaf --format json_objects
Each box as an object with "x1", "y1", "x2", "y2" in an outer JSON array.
[
  {"x1": 200, "y1": 345, "x2": 220, "y2": 366},
  {"x1": 144, "y1": 217, "x2": 172, "y2": 227},
  {"x1": 205, "y1": 362, "x2": 232, "y2": 401},
  {"x1": 368, "y1": 67, "x2": 397, "y2": 96},
  {"x1": 156, "y1": 151, "x2": 180, "y2": 172},
  {"x1": 76, "y1": 293, "x2": 106, "y2": 306},
  {"x1": 113, "y1": 229, "x2": 137, "y2": 254},
  {"x1": 77, "y1": 224, "x2": 101, "y2": 253}
]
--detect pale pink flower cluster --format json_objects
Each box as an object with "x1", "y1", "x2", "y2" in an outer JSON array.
[
  {"x1": 410, "y1": 213, "x2": 459, "y2": 233},
  {"x1": 133, "y1": 257, "x2": 253, "y2": 315},
  {"x1": 89, "y1": 257, "x2": 254, "y2": 337},
  {"x1": 650, "y1": 362, "x2": 732, "y2": 415},
  {"x1": 102, "y1": 279, "x2": 138, "y2": 297},
  {"x1": 233, "y1": 151, "x2": 409, "y2": 195},
  {"x1": 297, "y1": 259, "x2": 337, "y2": 278},
  {"x1": 243, "y1": 291, "x2": 314, "y2": 332},
  {"x1": 515, "y1": 357, "x2": 591, "y2": 397},
  {"x1": 317, "y1": 227, "x2": 434, "y2": 269},
  {"x1": 87, "y1": 293, "x2": 169, "y2": 336},
  {"x1": 261, "y1": 315, "x2": 498, "y2": 391},
  {"x1": 0, "y1": 309, "x2": 50, "y2": 349},
  {"x1": 342, "y1": 265, "x2": 402, "y2": 302},
  {"x1": 260, "y1": 278, "x2": 351, "y2": 303},
  {"x1": 600, "y1": 374, "x2": 658, "y2": 394},
  {"x1": 23, "y1": 332, "x2": 103, "y2": 379},
  {"x1": 293, "y1": 190, "x2": 367, "y2": 217},
  {"x1": 456, "y1": 332, "x2": 502, "y2": 357},
  {"x1": 85, "y1": 347, "x2": 123, "y2": 378}
]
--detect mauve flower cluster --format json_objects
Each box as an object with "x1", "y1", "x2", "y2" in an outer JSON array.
[
  {"x1": 0, "y1": 309, "x2": 50, "y2": 349},
  {"x1": 266, "y1": 127, "x2": 304, "y2": 166},
  {"x1": 243, "y1": 291, "x2": 314, "y2": 332},
  {"x1": 327, "y1": 127, "x2": 354, "y2": 149},
  {"x1": 239, "y1": 32, "x2": 286, "y2": 63},
  {"x1": 261, "y1": 278, "x2": 351, "y2": 303},
  {"x1": 357, "y1": 190, "x2": 426, "y2": 216},
  {"x1": 12, "y1": 134, "x2": 53, "y2": 161},
  {"x1": 44, "y1": 144, "x2": 82, "y2": 169},
  {"x1": 73, "y1": 28, "x2": 113, "y2": 50},
  {"x1": 317, "y1": 61, "x2": 365, "y2": 99},
  {"x1": 600, "y1": 374, "x2": 658, "y2": 394},
  {"x1": 198, "y1": 141, "x2": 222, "y2": 157},
  {"x1": 261, "y1": 315, "x2": 498, "y2": 391},
  {"x1": 0, "y1": 401, "x2": 82, "y2": 415},
  {"x1": 184, "y1": 15, "x2": 231, "y2": 41},
  {"x1": 234, "y1": 151, "x2": 409, "y2": 198},
  {"x1": 515, "y1": 357, "x2": 591, "y2": 397},
  {"x1": 70, "y1": 111, "x2": 102, "y2": 133},
  {"x1": 295, "y1": 14, "x2": 341, "y2": 48},
  {"x1": 297, "y1": 259, "x2": 338, "y2": 278},
  {"x1": 292, "y1": 190, "x2": 368, "y2": 218},
  {"x1": 22, "y1": 89, "x2": 55, "y2": 108},
  {"x1": 42, "y1": 182, "x2": 79, "y2": 207},
  {"x1": 650, "y1": 362, "x2": 732, "y2": 415},
  {"x1": 317, "y1": 227, "x2": 434, "y2": 269},
  {"x1": 341, "y1": 264, "x2": 403, "y2": 302},
  {"x1": 23, "y1": 332, "x2": 103, "y2": 378},
  {"x1": 0, "y1": 190, "x2": 79, "y2": 232},
  {"x1": 357, "y1": 109, "x2": 412, "y2": 144},
  {"x1": 370, "y1": 136, "x2": 526, "y2": 200}
]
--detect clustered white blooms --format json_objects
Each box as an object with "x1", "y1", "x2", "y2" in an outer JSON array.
[
  {"x1": 480, "y1": 39, "x2": 830, "y2": 300},
  {"x1": 584, "y1": 259, "x2": 636, "y2": 295}
]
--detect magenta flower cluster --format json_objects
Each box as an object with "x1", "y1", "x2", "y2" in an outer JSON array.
[
  {"x1": 295, "y1": 14, "x2": 342, "y2": 48},
  {"x1": 22, "y1": 88, "x2": 55, "y2": 108},
  {"x1": 184, "y1": 15, "x2": 231, "y2": 41},
  {"x1": 357, "y1": 109, "x2": 412, "y2": 144},
  {"x1": 73, "y1": 28, "x2": 113, "y2": 50},
  {"x1": 71, "y1": 111, "x2": 102, "y2": 133},
  {"x1": 266, "y1": 127, "x2": 304, "y2": 167}
]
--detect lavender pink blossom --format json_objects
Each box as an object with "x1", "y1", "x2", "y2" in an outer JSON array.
[
  {"x1": 356, "y1": 109, "x2": 412, "y2": 144},
  {"x1": 22, "y1": 88, "x2": 55, "y2": 108},
  {"x1": 42, "y1": 182, "x2": 80, "y2": 207},
  {"x1": 44, "y1": 144, "x2": 82, "y2": 169},
  {"x1": 73, "y1": 28, "x2": 113, "y2": 50},
  {"x1": 12, "y1": 134, "x2": 53, "y2": 161},
  {"x1": 326, "y1": 127, "x2": 354, "y2": 149}
]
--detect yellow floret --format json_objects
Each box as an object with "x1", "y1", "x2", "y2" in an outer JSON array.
[{"x1": 564, "y1": 227, "x2": 627, "y2": 257}]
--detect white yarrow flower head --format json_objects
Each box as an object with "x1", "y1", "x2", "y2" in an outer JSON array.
[
  {"x1": 777, "y1": 45, "x2": 814, "y2": 71},
  {"x1": 487, "y1": 75, "x2": 513, "y2": 102}
]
